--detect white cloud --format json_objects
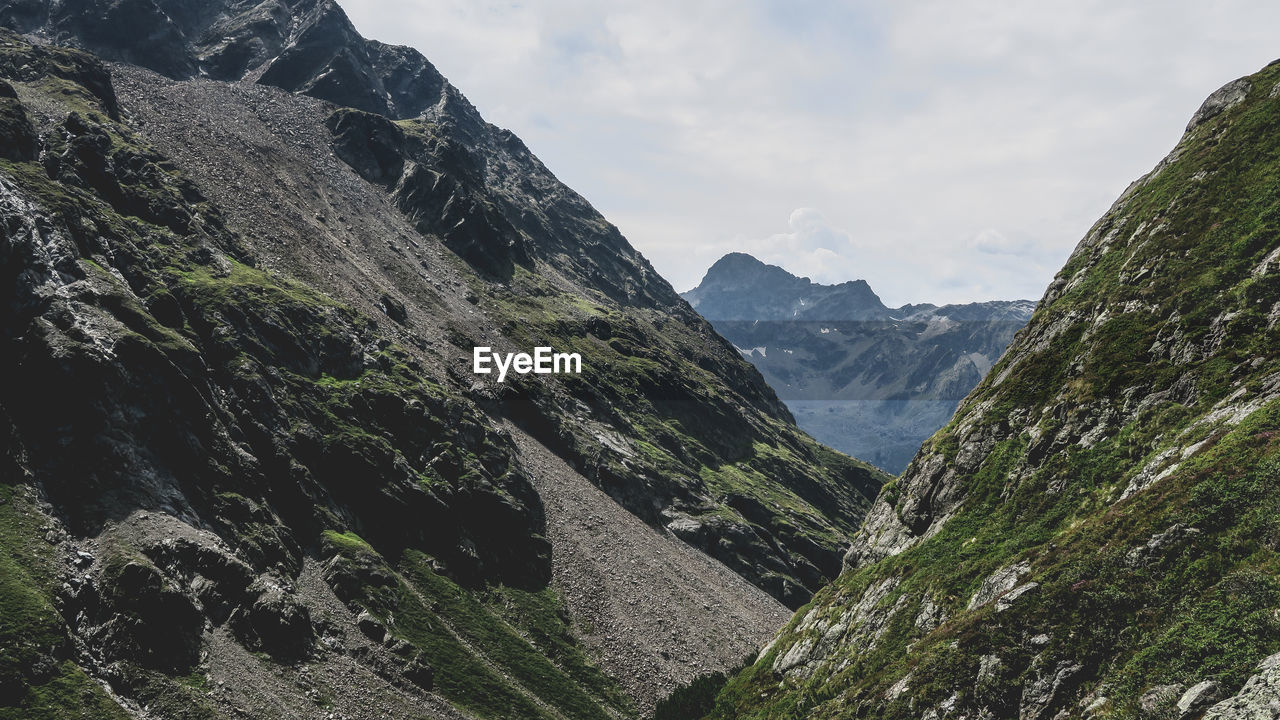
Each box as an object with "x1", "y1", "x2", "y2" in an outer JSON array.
[
  {"x1": 968, "y1": 228, "x2": 1024, "y2": 257},
  {"x1": 749, "y1": 208, "x2": 856, "y2": 284},
  {"x1": 338, "y1": 0, "x2": 1280, "y2": 306}
]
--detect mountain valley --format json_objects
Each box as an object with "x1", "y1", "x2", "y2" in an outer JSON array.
[
  {"x1": 684, "y1": 253, "x2": 1033, "y2": 473},
  {"x1": 2, "y1": 3, "x2": 1280, "y2": 720}
]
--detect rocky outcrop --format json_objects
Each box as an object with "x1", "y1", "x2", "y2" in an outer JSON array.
[
  {"x1": 1179, "y1": 680, "x2": 1225, "y2": 718},
  {"x1": 4, "y1": 0, "x2": 448, "y2": 119},
  {"x1": 967, "y1": 560, "x2": 1031, "y2": 610},
  {"x1": 1203, "y1": 654, "x2": 1280, "y2": 720},
  {"x1": 1125, "y1": 524, "x2": 1203, "y2": 567},
  {"x1": 769, "y1": 575, "x2": 904, "y2": 679},
  {"x1": 231, "y1": 576, "x2": 315, "y2": 659},
  {"x1": 1187, "y1": 78, "x2": 1253, "y2": 131},
  {"x1": 1021, "y1": 662, "x2": 1083, "y2": 720}
]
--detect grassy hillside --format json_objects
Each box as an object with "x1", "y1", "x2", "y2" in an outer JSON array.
[{"x1": 709, "y1": 61, "x2": 1280, "y2": 720}]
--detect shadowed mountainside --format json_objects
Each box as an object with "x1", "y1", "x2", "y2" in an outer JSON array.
[{"x1": 0, "y1": 4, "x2": 886, "y2": 717}]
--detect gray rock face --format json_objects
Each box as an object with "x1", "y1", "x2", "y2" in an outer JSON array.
[
  {"x1": 885, "y1": 672, "x2": 913, "y2": 701},
  {"x1": 1021, "y1": 662, "x2": 1083, "y2": 720},
  {"x1": 976, "y1": 654, "x2": 1004, "y2": 685},
  {"x1": 843, "y1": 396, "x2": 1015, "y2": 570},
  {"x1": 233, "y1": 576, "x2": 315, "y2": 659},
  {"x1": 1082, "y1": 695, "x2": 1109, "y2": 718},
  {"x1": 1179, "y1": 680, "x2": 1225, "y2": 718},
  {"x1": 995, "y1": 582, "x2": 1038, "y2": 612},
  {"x1": 664, "y1": 510, "x2": 820, "y2": 608},
  {"x1": 1203, "y1": 653, "x2": 1280, "y2": 720},
  {"x1": 914, "y1": 596, "x2": 946, "y2": 632},
  {"x1": 843, "y1": 491, "x2": 921, "y2": 569},
  {"x1": 1126, "y1": 524, "x2": 1203, "y2": 567},
  {"x1": 770, "y1": 575, "x2": 904, "y2": 679},
  {"x1": 1187, "y1": 78, "x2": 1253, "y2": 132},
  {"x1": 923, "y1": 692, "x2": 960, "y2": 720},
  {"x1": 355, "y1": 610, "x2": 387, "y2": 642},
  {"x1": 0, "y1": 79, "x2": 36, "y2": 161},
  {"x1": 968, "y1": 560, "x2": 1032, "y2": 610},
  {"x1": 5, "y1": 0, "x2": 449, "y2": 119}
]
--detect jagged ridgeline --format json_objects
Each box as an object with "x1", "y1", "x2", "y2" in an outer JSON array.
[
  {"x1": 0, "y1": 2, "x2": 885, "y2": 719},
  {"x1": 708, "y1": 63, "x2": 1280, "y2": 719}
]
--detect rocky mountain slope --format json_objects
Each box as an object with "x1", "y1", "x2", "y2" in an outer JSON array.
[
  {"x1": 684, "y1": 253, "x2": 1033, "y2": 473},
  {"x1": 708, "y1": 62, "x2": 1280, "y2": 719},
  {"x1": 0, "y1": 3, "x2": 885, "y2": 718}
]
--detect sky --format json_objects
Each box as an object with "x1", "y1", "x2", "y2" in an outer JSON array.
[{"x1": 340, "y1": 0, "x2": 1280, "y2": 307}]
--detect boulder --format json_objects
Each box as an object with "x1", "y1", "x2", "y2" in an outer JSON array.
[
  {"x1": 1203, "y1": 653, "x2": 1280, "y2": 720},
  {"x1": 1178, "y1": 680, "x2": 1224, "y2": 718},
  {"x1": 403, "y1": 652, "x2": 433, "y2": 690},
  {"x1": 969, "y1": 560, "x2": 1032, "y2": 610},
  {"x1": 356, "y1": 610, "x2": 388, "y2": 643},
  {"x1": 378, "y1": 293, "x2": 408, "y2": 325},
  {"x1": 232, "y1": 576, "x2": 314, "y2": 659},
  {"x1": 996, "y1": 582, "x2": 1039, "y2": 612},
  {"x1": 326, "y1": 109, "x2": 407, "y2": 185},
  {"x1": 98, "y1": 560, "x2": 205, "y2": 672},
  {"x1": 1187, "y1": 79, "x2": 1252, "y2": 132}
]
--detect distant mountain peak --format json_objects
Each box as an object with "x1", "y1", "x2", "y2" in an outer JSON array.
[
  {"x1": 683, "y1": 251, "x2": 1034, "y2": 473},
  {"x1": 686, "y1": 252, "x2": 885, "y2": 322},
  {"x1": 700, "y1": 252, "x2": 815, "y2": 286}
]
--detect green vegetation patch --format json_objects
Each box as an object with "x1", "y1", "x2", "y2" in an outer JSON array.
[
  {"x1": 320, "y1": 532, "x2": 632, "y2": 720},
  {"x1": 708, "y1": 59, "x2": 1280, "y2": 719},
  {"x1": 0, "y1": 483, "x2": 132, "y2": 719}
]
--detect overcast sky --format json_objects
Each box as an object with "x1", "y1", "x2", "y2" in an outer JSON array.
[{"x1": 341, "y1": 0, "x2": 1280, "y2": 307}]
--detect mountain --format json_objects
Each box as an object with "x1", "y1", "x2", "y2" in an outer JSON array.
[
  {"x1": 683, "y1": 252, "x2": 890, "y2": 322},
  {"x1": 708, "y1": 64, "x2": 1280, "y2": 719},
  {"x1": 684, "y1": 253, "x2": 1034, "y2": 473},
  {"x1": 0, "y1": 3, "x2": 887, "y2": 718}
]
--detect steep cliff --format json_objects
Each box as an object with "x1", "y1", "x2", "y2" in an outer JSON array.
[{"x1": 711, "y1": 62, "x2": 1280, "y2": 720}]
